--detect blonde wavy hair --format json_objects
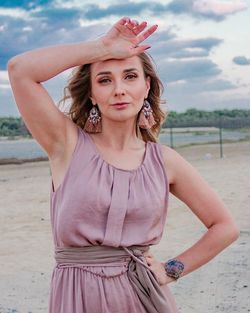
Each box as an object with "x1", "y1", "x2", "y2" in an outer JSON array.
[{"x1": 58, "y1": 52, "x2": 167, "y2": 143}]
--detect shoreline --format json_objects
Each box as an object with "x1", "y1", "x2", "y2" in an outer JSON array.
[
  {"x1": 1, "y1": 139, "x2": 250, "y2": 166},
  {"x1": 0, "y1": 156, "x2": 48, "y2": 165}
]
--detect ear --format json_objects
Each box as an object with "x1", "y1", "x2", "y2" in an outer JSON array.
[
  {"x1": 145, "y1": 76, "x2": 151, "y2": 98},
  {"x1": 89, "y1": 96, "x2": 96, "y2": 105}
]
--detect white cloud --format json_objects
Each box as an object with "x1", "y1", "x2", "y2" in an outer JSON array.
[
  {"x1": 193, "y1": 0, "x2": 247, "y2": 16},
  {"x1": 22, "y1": 26, "x2": 33, "y2": 32},
  {"x1": 0, "y1": 84, "x2": 10, "y2": 89},
  {"x1": 54, "y1": 0, "x2": 113, "y2": 9},
  {"x1": 0, "y1": 71, "x2": 10, "y2": 92},
  {"x1": 0, "y1": 24, "x2": 7, "y2": 32},
  {"x1": 0, "y1": 71, "x2": 9, "y2": 82},
  {"x1": 0, "y1": 7, "x2": 30, "y2": 19}
]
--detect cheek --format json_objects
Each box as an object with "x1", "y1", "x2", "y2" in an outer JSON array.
[
  {"x1": 92, "y1": 85, "x2": 111, "y2": 103},
  {"x1": 131, "y1": 84, "x2": 147, "y2": 101}
]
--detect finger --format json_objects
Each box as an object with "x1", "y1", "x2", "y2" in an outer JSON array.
[
  {"x1": 125, "y1": 23, "x2": 135, "y2": 31},
  {"x1": 145, "y1": 257, "x2": 153, "y2": 266},
  {"x1": 132, "y1": 21, "x2": 148, "y2": 35},
  {"x1": 125, "y1": 19, "x2": 140, "y2": 32},
  {"x1": 131, "y1": 19, "x2": 139, "y2": 26},
  {"x1": 117, "y1": 16, "x2": 131, "y2": 26},
  {"x1": 143, "y1": 250, "x2": 154, "y2": 258},
  {"x1": 125, "y1": 19, "x2": 138, "y2": 27},
  {"x1": 138, "y1": 24, "x2": 158, "y2": 42},
  {"x1": 133, "y1": 44, "x2": 151, "y2": 55}
]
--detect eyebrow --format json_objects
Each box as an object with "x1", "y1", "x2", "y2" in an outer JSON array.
[{"x1": 96, "y1": 68, "x2": 139, "y2": 77}]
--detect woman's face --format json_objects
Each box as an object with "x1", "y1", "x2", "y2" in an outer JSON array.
[{"x1": 90, "y1": 56, "x2": 150, "y2": 123}]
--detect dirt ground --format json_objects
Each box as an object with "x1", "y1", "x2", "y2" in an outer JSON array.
[{"x1": 0, "y1": 141, "x2": 249, "y2": 313}]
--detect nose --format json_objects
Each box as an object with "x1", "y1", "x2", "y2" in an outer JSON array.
[{"x1": 113, "y1": 80, "x2": 126, "y2": 97}]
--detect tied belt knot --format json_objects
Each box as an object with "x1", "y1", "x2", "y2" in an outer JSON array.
[{"x1": 54, "y1": 245, "x2": 172, "y2": 313}]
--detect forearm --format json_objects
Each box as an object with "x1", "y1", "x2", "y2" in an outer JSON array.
[
  {"x1": 7, "y1": 40, "x2": 109, "y2": 82},
  {"x1": 165, "y1": 222, "x2": 239, "y2": 279}
]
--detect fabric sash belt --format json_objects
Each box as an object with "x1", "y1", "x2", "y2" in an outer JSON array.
[{"x1": 54, "y1": 245, "x2": 172, "y2": 313}]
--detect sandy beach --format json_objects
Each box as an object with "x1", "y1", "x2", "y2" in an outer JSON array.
[{"x1": 0, "y1": 141, "x2": 249, "y2": 313}]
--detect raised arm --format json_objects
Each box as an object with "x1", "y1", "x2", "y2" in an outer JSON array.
[
  {"x1": 7, "y1": 40, "x2": 110, "y2": 158},
  {"x1": 7, "y1": 17, "x2": 157, "y2": 158}
]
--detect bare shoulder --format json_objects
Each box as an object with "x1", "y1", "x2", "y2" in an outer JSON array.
[
  {"x1": 160, "y1": 144, "x2": 184, "y2": 185},
  {"x1": 160, "y1": 143, "x2": 207, "y2": 211},
  {"x1": 160, "y1": 144, "x2": 178, "y2": 185}
]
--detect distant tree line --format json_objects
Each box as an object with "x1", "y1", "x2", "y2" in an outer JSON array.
[
  {"x1": 1, "y1": 108, "x2": 250, "y2": 137},
  {"x1": 163, "y1": 108, "x2": 250, "y2": 129},
  {"x1": 0, "y1": 117, "x2": 31, "y2": 137}
]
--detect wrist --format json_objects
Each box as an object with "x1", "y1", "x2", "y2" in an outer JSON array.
[
  {"x1": 95, "y1": 38, "x2": 113, "y2": 61},
  {"x1": 76, "y1": 40, "x2": 111, "y2": 64},
  {"x1": 163, "y1": 259, "x2": 185, "y2": 281},
  {"x1": 160, "y1": 262, "x2": 176, "y2": 284}
]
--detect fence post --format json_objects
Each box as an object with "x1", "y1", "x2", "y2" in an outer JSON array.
[
  {"x1": 170, "y1": 127, "x2": 174, "y2": 149},
  {"x1": 219, "y1": 114, "x2": 223, "y2": 158}
]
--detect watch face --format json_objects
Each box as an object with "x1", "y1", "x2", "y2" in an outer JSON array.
[{"x1": 165, "y1": 259, "x2": 184, "y2": 280}]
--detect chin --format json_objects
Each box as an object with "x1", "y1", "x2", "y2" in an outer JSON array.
[{"x1": 108, "y1": 113, "x2": 137, "y2": 123}]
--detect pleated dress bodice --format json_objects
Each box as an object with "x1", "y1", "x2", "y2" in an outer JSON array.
[{"x1": 50, "y1": 126, "x2": 169, "y2": 249}]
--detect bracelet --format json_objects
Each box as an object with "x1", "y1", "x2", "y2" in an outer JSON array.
[{"x1": 164, "y1": 259, "x2": 184, "y2": 280}]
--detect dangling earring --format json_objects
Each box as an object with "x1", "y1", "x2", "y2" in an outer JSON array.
[
  {"x1": 138, "y1": 99, "x2": 156, "y2": 129},
  {"x1": 84, "y1": 105, "x2": 102, "y2": 133}
]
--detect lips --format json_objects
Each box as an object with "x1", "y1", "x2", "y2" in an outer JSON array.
[
  {"x1": 111, "y1": 102, "x2": 129, "y2": 110},
  {"x1": 112, "y1": 102, "x2": 129, "y2": 106}
]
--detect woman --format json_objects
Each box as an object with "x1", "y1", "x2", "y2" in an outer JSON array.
[{"x1": 8, "y1": 17, "x2": 239, "y2": 313}]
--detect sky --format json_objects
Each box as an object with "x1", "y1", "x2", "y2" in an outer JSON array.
[{"x1": 0, "y1": 0, "x2": 249, "y2": 117}]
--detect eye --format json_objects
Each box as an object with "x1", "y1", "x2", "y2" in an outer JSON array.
[
  {"x1": 98, "y1": 78, "x2": 111, "y2": 84},
  {"x1": 125, "y1": 74, "x2": 138, "y2": 80}
]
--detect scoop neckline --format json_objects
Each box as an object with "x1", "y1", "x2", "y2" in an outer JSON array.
[{"x1": 85, "y1": 130, "x2": 149, "y2": 172}]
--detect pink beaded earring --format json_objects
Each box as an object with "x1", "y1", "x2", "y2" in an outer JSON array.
[
  {"x1": 84, "y1": 105, "x2": 102, "y2": 133},
  {"x1": 138, "y1": 99, "x2": 156, "y2": 129}
]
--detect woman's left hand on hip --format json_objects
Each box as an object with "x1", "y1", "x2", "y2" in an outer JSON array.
[{"x1": 143, "y1": 251, "x2": 175, "y2": 285}]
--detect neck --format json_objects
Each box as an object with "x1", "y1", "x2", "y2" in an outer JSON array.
[{"x1": 97, "y1": 117, "x2": 142, "y2": 151}]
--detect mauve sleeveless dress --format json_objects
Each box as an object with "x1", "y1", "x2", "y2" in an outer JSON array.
[{"x1": 49, "y1": 126, "x2": 179, "y2": 313}]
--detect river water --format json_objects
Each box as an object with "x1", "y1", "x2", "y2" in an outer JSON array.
[{"x1": 0, "y1": 129, "x2": 249, "y2": 160}]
